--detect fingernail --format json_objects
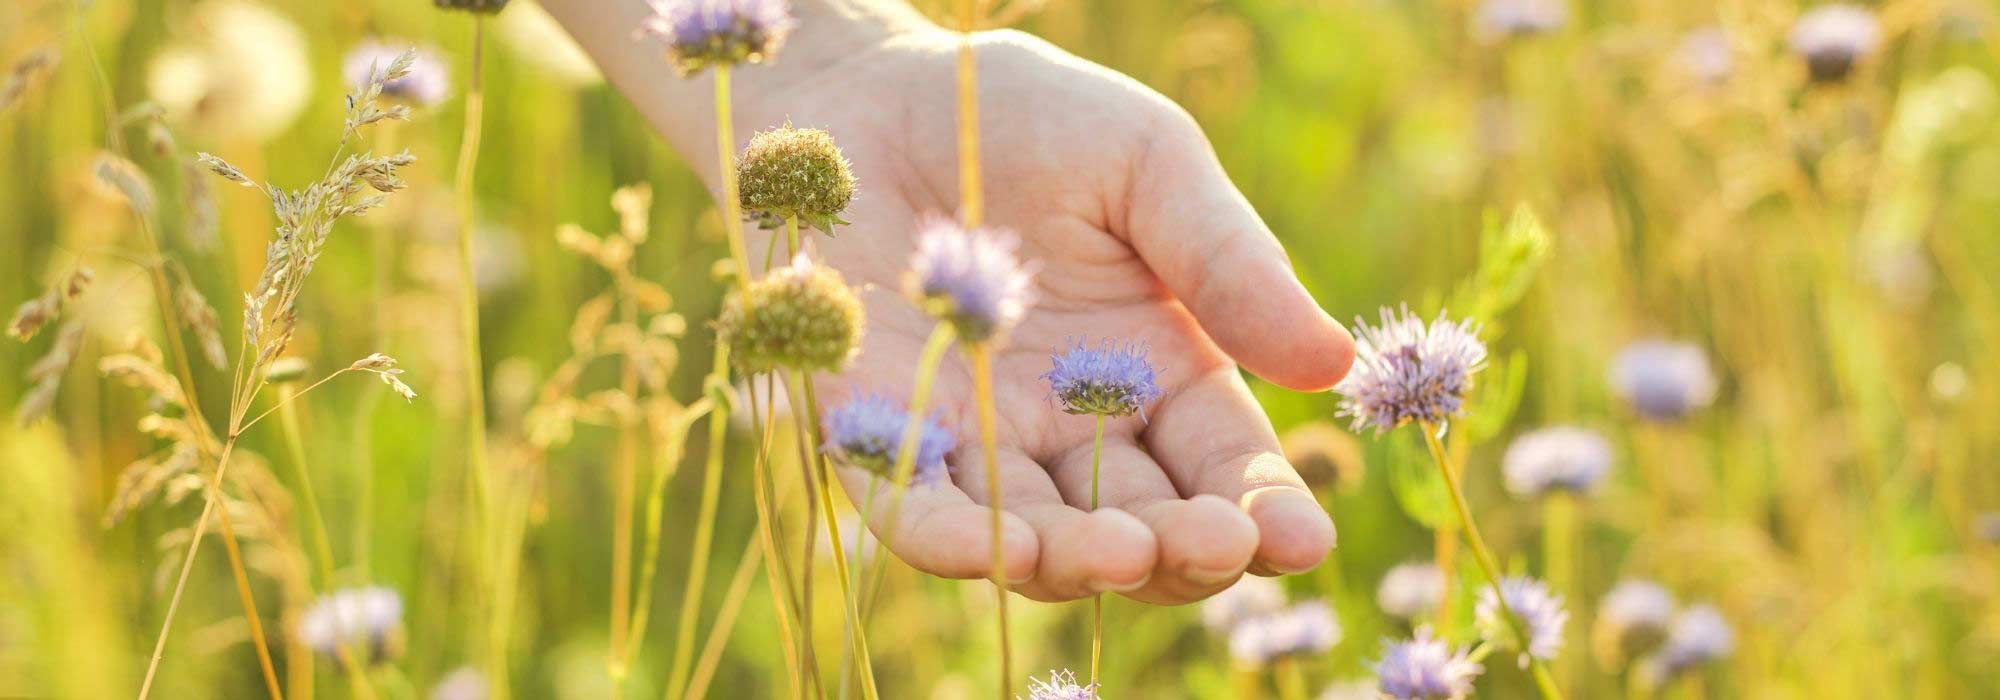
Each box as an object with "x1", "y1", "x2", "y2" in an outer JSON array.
[
  {"x1": 1091, "y1": 572, "x2": 1150, "y2": 593},
  {"x1": 1186, "y1": 565, "x2": 1241, "y2": 587}
]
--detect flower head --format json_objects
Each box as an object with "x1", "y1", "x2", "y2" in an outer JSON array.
[
  {"x1": 1335, "y1": 306, "x2": 1487, "y2": 433},
  {"x1": 1476, "y1": 576, "x2": 1567, "y2": 666},
  {"x1": 822, "y1": 393, "x2": 956, "y2": 484},
  {"x1": 435, "y1": 0, "x2": 510, "y2": 14},
  {"x1": 1476, "y1": 0, "x2": 1565, "y2": 40},
  {"x1": 1592, "y1": 579, "x2": 1676, "y2": 666},
  {"x1": 1790, "y1": 5, "x2": 1881, "y2": 83},
  {"x1": 344, "y1": 41, "x2": 450, "y2": 106},
  {"x1": 1377, "y1": 561, "x2": 1447, "y2": 620},
  {"x1": 1229, "y1": 600, "x2": 1341, "y2": 666},
  {"x1": 1375, "y1": 626, "x2": 1483, "y2": 700},
  {"x1": 1201, "y1": 576, "x2": 1287, "y2": 633},
  {"x1": 1023, "y1": 669, "x2": 1099, "y2": 700},
  {"x1": 431, "y1": 667, "x2": 487, "y2": 700},
  {"x1": 718, "y1": 255, "x2": 864, "y2": 374},
  {"x1": 1042, "y1": 339, "x2": 1163, "y2": 418},
  {"x1": 1502, "y1": 426, "x2": 1613, "y2": 497},
  {"x1": 1639, "y1": 604, "x2": 1734, "y2": 685},
  {"x1": 640, "y1": 0, "x2": 794, "y2": 76},
  {"x1": 1609, "y1": 340, "x2": 1717, "y2": 421},
  {"x1": 908, "y1": 216, "x2": 1035, "y2": 343},
  {"x1": 298, "y1": 586, "x2": 403, "y2": 664},
  {"x1": 1676, "y1": 27, "x2": 1734, "y2": 85},
  {"x1": 738, "y1": 125, "x2": 857, "y2": 233}
]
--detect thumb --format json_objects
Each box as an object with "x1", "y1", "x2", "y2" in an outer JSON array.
[{"x1": 1125, "y1": 108, "x2": 1354, "y2": 391}]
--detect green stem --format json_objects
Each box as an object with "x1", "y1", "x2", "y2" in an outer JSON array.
[
  {"x1": 1418, "y1": 422, "x2": 1564, "y2": 700},
  {"x1": 748, "y1": 375, "x2": 808, "y2": 699},
  {"x1": 630, "y1": 394, "x2": 714, "y2": 695},
  {"x1": 862, "y1": 324, "x2": 957, "y2": 616},
  {"x1": 1274, "y1": 657, "x2": 1307, "y2": 700},
  {"x1": 967, "y1": 344, "x2": 1012, "y2": 699},
  {"x1": 1543, "y1": 492, "x2": 1575, "y2": 694},
  {"x1": 794, "y1": 373, "x2": 881, "y2": 700},
  {"x1": 662, "y1": 356, "x2": 730, "y2": 699},
  {"x1": 1089, "y1": 414, "x2": 1104, "y2": 687},
  {"x1": 451, "y1": 15, "x2": 502, "y2": 698},
  {"x1": 276, "y1": 389, "x2": 377, "y2": 697}
]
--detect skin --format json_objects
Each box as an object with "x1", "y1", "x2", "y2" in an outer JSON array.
[{"x1": 543, "y1": 0, "x2": 1356, "y2": 604}]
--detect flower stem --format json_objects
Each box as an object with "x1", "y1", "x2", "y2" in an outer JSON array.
[
  {"x1": 714, "y1": 65, "x2": 753, "y2": 289},
  {"x1": 608, "y1": 289, "x2": 643, "y2": 691},
  {"x1": 276, "y1": 386, "x2": 376, "y2": 698},
  {"x1": 793, "y1": 373, "x2": 881, "y2": 700},
  {"x1": 1275, "y1": 656, "x2": 1307, "y2": 700},
  {"x1": 1089, "y1": 413, "x2": 1105, "y2": 687},
  {"x1": 662, "y1": 362, "x2": 730, "y2": 699},
  {"x1": 686, "y1": 534, "x2": 769, "y2": 700},
  {"x1": 1543, "y1": 492, "x2": 1575, "y2": 693},
  {"x1": 450, "y1": 15, "x2": 502, "y2": 698},
  {"x1": 967, "y1": 343, "x2": 1012, "y2": 699},
  {"x1": 954, "y1": 0, "x2": 984, "y2": 228},
  {"x1": 1417, "y1": 422, "x2": 1564, "y2": 700},
  {"x1": 862, "y1": 323, "x2": 957, "y2": 616},
  {"x1": 749, "y1": 375, "x2": 808, "y2": 698},
  {"x1": 634, "y1": 394, "x2": 714, "y2": 697}
]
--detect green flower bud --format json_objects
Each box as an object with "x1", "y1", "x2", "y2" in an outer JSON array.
[
  {"x1": 718, "y1": 257, "x2": 864, "y2": 374},
  {"x1": 434, "y1": 0, "x2": 510, "y2": 14},
  {"x1": 737, "y1": 126, "x2": 858, "y2": 234}
]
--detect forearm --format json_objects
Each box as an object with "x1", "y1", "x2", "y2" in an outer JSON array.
[{"x1": 540, "y1": 0, "x2": 933, "y2": 179}]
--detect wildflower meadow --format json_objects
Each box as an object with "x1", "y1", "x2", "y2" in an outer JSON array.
[{"x1": 4, "y1": 0, "x2": 1999, "y2": 698}]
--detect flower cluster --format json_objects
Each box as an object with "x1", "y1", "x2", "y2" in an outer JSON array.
[
  {"x1": 641, "y1": 0, "x2": 795, "y2": 76},
  {"x1": 717, "y1": 255, "x2": 864, "y2": 374},
  {"x1": 1335, "y1": 306, "x2": 1487, "y2": 433},
  {"x1": 1228, "y1": 600, "x2": 1341, "y2": 666},
  {"x1": 1374, "y1": 626, "x2": 1483, "y2": 700},
  {"x1": 737, "y1": 125, "x2": 858, "y2": 233},
  {"x1": 822, "y1": 392, "x2": 956, "y2": 484},
  {"x1": 1475, "y1": 576, "x2": 1567, "y2": 666},
  {"x1": 1501, "y1": 426, "x2": 1613, "y2": 497},
  {"x1": 908, "y1": 217, "x2": 1036, "y2": 343},
  {"x1": 1042, "y1": 339, "x2": 1163, "y2": 418},
  {"x1": 298, "y1": 586, "x2": 404, "y2": 664}
]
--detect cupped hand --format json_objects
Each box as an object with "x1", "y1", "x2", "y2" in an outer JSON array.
[{"x1": 728, "y1": 26, "x2": 1356, "y2": 604}]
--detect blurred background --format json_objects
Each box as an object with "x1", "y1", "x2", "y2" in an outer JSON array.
[{"x1": 4, "y1": 0, "x2": 2000, "y2": 697}]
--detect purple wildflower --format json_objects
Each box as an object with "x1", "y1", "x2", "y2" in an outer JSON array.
[
  {"x1": 1609, "y1": 340, "x2": 1717, "y2": 421},
  {"x1": 1042, "y1": 339, "x2": 1163, "y2": 418},
  {"x1": 822, "y1": 393, "x2": 955, "y2": 484},
  {"x1": 431, "y1": 667, "x2": 487, "y2": 700},
  {"x1": 1476, "y1": 576, "x2": 1567, "y2": 666},
  {"x1": 1593, "y1": 579, "x2": 1675, "y2": 665},
  {"x1": 298, "y1": 585, "x2": 403, "y2": 664},
  {"x1": 1476, "y1": 0, "x2": 1565, "y2": 39},
  {"x1": 1377, "y1": 561, "x2": 1447, "y2": 620},
  {"x1": 1334, "y1": 306, "x2": 1487, "y2": 433},
  {"x1": 1790, "y1": 5, "x2": 1881, "y2": 83},
  {"x1": 343, "y1": 41, "x2": 450, "y2": 106},
  {"x1": 1639, "y1": 604, "x2": 1734, "y2": 684},
  {"x1": 640, "y1": 0, "x2": 795, "y2": 76},
  {"x1": 908, "y1": 215, "x2": 1035, "y2": 343},
  {"x1": 1229, "y1": 600, "x2": 1342, "y2": 666},
  {"x1": 1023, "y1": 669, "x2": 1099, "y2": 700},
  {"x1": 1201, "y1": 576, "x2": 1287, "y2": 633},
  {"x1": 1375, "y1": 626, "x2": 1483, "y2": 700},
  {"x1": 1502, "y1": 426, "x2": 1613, "y2": 497}
]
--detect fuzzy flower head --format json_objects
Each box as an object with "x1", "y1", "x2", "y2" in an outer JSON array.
[
  {"x1": 1476, "y1": 0, "x2": 1565, "y2": 40},
  {"x1": 1335, "y1": 306, "x2": 1487, "y2": 433},
  {"x1": 822, "y1": 393, "x2": 956, "y2": 484},
  {"x1": 1022, "y1": 669, "x2": 1099, "y2": 700},
  {"x1": 908, "y1": 216, "x2": 1036, "y2": 344},
  {"x1": 737, "y1": 125, "x2": 857, "y2": 233},
  {"x1": 1377, "y1": 561, "x2": 1447, "y2": 620},
  {"x1": 1593, "y1": 579, "x2": 1676, "y2": 666},
  {"x1": 1502, "y1": 426, "x2": 1613, "y2": 497},
  {"x1": 1229, "y1": 600, "x2": 1342, "y2": 667},
  {"x1": 1042, "y1": 339, "x2": 1163, "y2": 418},
  {"x1": 1609, "y1": 340, "x2": 1717, "y2": 421},
  {"x1": 430, "y1": 667, "x2": 487, "y2": 700},
  {"x1": 1375, "y1": 626, "x2": 1483, "y2": 700},
  {"x1": 344, "y1": 41, "x2": 451, "y2": 107},
  {"x1": 1201, "y1": 576, "x2": 1287, "y2": 633},
  {"x1": 435, "y1": 0, "x2": 509, "y2": 13},
  {"x1": 1639, "y1": 604, "x2": 1734, "y2": 685},
  {"x1": 1476, "y1": 576, "x2": 1567, "y2": 666},
  {"x1": 298, "y1": 586, "x2": 403, "y2": 664},
  {"x1": 1790, "y1": 5, "x2": 1881, "y2": 83},
  {"x1": 717, "y1": 255, "x2": 864, "y2": 374},
  {"x1": 641, "y1": 0, "x2": 794, "y2": 76}
]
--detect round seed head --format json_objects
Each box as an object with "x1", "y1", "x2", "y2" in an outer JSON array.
[
  {"x1": 717, "y1": 255, "x2": 864, "y2": 374},
  {"x1": 434, "y1": 0, "x2": 510, "y2": 14},
  {"x1": 737, "y1": 125, "x2": 857, "y2": 233},
  {"x1": 640, "y1": 0, "x2": 795, "y2": 76},
  {"x1": 1375, "y1": 626, "x2": 1483, "y2": 700},
  {"x1": 821, "y1": 393, "x2": 956, "y2": 483},
  {"x1": 1476, "y1": 576, "x2": 1568, "y2": 666}
]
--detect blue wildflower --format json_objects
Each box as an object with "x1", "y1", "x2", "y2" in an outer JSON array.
[
  {"x1": 908, "y1": 215, "x2": 1035, "y2": 343},
  {"x1": 1375, "y1": 626, "x2": 1483, "y2": 700},
  {"x1": 1201, "y1": 576, "x2": 1287, "y2": 634},
  {"x1": 1022, "y1": 669, "x2": 1098, "y2": 700},
  {"x1": 1609, "y1": 340, "x2": 1716, "y2": 421},
  {"x1": 640, "y1": 0, "x2": 795, "y2": 76},
  {"x1": 343, "y1": 41, "x2": 450, "y2": 107},
  {"x1": 299, "y1": 585, "x2": 404, "y2": 665},
  {"x1": 1501, "y1": 426, "x2": 1613, "y2": 498},
  {"x1": 1639, "y1": 604, "x2": 1734, "y2": 685},
  {"x1": 1476, "y1": 576, "x2": 1567, "y2": 667},
  {"x1": 1377, "y1": 561, "x2": 1446, "y2": 620},
  {"x1": 1042, "y1": 339, "x2": 1163, "y2": 418},
  {"x1": 1593, "y1": 579, "x2": 1675, "y2": 666},
  {"x1": 1334, "y1": 306, "x2": 1487, "y2": 433},
  {"x1": 1229, "y1": 600, "x2": 1341, "y2": 667},
  {"x1": 822, "y1": 393, "x2": 955, "y2": 484}
]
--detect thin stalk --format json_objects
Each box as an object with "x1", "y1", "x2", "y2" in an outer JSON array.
[
  {"x1": 1418, "y1": 422, "x2": 1564, "y2": 700},
  {"x1": 862, "y1": 324, "x2": 957, "y2": 616},
  {"x1": 954, "y1": 0, "x2": 985, "y2": 228},
  {"x1": 629, "y1": 396, "x2": 716, "y2": 688},
  {"x1": 276, "y1": 388, "x2": 378, "y2": 697},
  {"x1": 1274, "y1": 656, "x2": 1307, "y2": 700},
  {"x1": 663, "y1": 362, "x2": 732, "y2": 698},
  {"x1": 685, "y1": 535, "x2": 768, "y2": 699},
  {"x1": 749, "y1": 376, "x2": 808, "y2": 699},
  {"x1": 967, "y1": 344, "x2": 1012, "y2": 699},
  {"x1": 450, "y1": 15, "x2": 502, "y2": 697},
  {"x1": 1089, "y1": 414, "x2": 1105, "y2": 687},
  {"x1": 1433, "y1": 525, "x2": 1458, "y2": 631},
  {"x1": 610, "y1": 293, "x2": 643, "y2": 688},
  {"x1": 713, "y1": 65, "x2": 753, "y2": 288},
  {"x1": 1543, "y1": 492, "x2": 1575, "y2": 693},
  {"x1": 794, "y1": 374, "x2": 881, "y2": 700}
]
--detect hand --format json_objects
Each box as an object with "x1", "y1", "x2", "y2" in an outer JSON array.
[{"x1": 545, "y1": 0, "x2": 1356, "y2": 604}]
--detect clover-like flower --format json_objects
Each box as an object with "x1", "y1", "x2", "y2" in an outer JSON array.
[
  {"x1": 908, "y1": 216, "x2": 1035, "y2": 344},
  {"x1": 1377, "y1": 561, "x2": 1447, "y2": 620},
  {"x1": 1476, "y1": 576, "x2": 1567, "y2": 666},
  {"x1": 1639, "y1": 604, "x2": 1734, "y2": 685},
  {"x1": 1593, "y1": 579, "x2": 1676, "y2": 667},
  {"x1": 1042, "y1": 339, "x2": 1163, "y2": 418},
  {"x1": 1024, "y1": 669, "x2": 1099, "y2": 700},
  {"x1": 1608, "y1": 340, "x2": 1716, "y2": 421},
  {"x1": 717, "y1": 255, "x2": 864, "y2": 374},
  {"x1": 640, "y1": 0, "x2": 795, "y2": 76},
  {"x1": 1501, "y1": 426, "x2": 1613, "y2": 498},
  {"x1": 1228, "y1": 600, "x2": 1341, "y2": 667},
  {"x1": 822, "y1": 393, "x2": 956, "y2": 484},
  {"x1": 1790, "y1": 5, "x2": 1881, "y2": 83},
  {"x1": 1334, "y1": 306, "x2": 1487, "y2": 433},
  {"x1": 1201, "y1": 576, "x2": 1287, "y2": 634},
  {"x1": 737, "y1": 125, "x2": 857, "y2": 233},
  {"x1": 1375, "y1": 626, "x2": 1483, "y2": 700},
  {"x1": 298, "y1": 586, "x2": 404, "y2": 664},
  {"x1": 343, "y1": 41, "x2": 450, "y2": 107},
  {"x1": 434, "y1": 0, "x2": 509, "y2": 14}
]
